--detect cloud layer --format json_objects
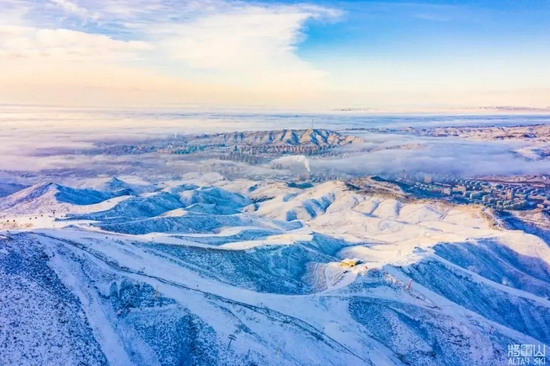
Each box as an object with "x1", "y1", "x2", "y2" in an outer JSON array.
[
  {"x1": 0, "y1": 25, "x2": 151, "y2": 60},
  {"x1": 1, "y1": 107, "x2": 549, "y2": 179},
  {"x1": 0, "y1": 0, "x2": 339, "y2": 107}
]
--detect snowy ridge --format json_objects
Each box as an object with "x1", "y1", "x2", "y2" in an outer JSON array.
[
  {"x1": 0, "y1": 182, "x2": 132, "y2": 216},
  {"x1": 186, "y1": 128, "x2": 362, "y2": 147}
]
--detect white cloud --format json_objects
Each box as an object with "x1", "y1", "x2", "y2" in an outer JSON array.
[
  {"x1": 46, "y1": 0, "x2": 224, "y2": 23},
  {"x1": 161, "y1": 6, "x2": 335, "y2": 70},
  {"x1": 0, "y1": 0, "x2": 341, "y2": 108},
  {"x1": 0, "y1": 26, "x2": 152, "y2": 60},
  {"x1": 51, "y1": 0, "x2": 94, "y2": 19},
  {"x1": 152, "y1": 4, "x2": 340, "y2": 91}
]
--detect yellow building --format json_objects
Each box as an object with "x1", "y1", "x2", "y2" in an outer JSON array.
[{"x1": 339, "y1": 259, "x2": 358, "y2": 268}]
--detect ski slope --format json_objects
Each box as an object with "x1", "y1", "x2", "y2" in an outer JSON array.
[{"x1": 1, "y1": 176, "x2": 549, "y2": 365}]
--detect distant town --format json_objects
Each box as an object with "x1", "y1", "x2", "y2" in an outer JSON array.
[{"x1": 378, "y1": 174, "x2": 550, "y2": 212}]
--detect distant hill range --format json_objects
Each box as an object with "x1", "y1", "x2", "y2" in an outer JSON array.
[
  {"x1": 100, "y1": 129, "x2": 363, "y2": 156},
  {"x1": 476, "y1": 106, "x2": 550, "y2": 112},
  {"x1": 334, "y1": 106, "x2": 550, "y2": 114},
  {"x1": 186, "y1": 129, "x2": 362, "y2": 147}
]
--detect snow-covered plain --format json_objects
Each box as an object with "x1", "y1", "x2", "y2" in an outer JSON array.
[{"x1": 1, "y1": 175, "x2": 549, "y2": 365}]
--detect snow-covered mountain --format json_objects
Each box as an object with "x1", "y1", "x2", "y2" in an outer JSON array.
[
  {"x1": 0, "y1": 182, "x2": 132, "y2": 215},
  {"x1": 187, "y1": 128, "x2": 362, "y2": 147},
  {"x1": 373, "y1": 124, "x2": 550, "y2": 144},
  {"x1": 1, "y1": 177, "x2": 549, "y2": 366}
]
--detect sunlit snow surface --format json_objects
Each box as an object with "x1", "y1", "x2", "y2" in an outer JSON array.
[{"x1": 1, "y1": 173, "x2": 549, "y2": 366}]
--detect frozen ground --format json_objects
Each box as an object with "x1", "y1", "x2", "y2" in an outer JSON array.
[{"x1": 1, "y1": 175, "x2": 549, "y2": 365}]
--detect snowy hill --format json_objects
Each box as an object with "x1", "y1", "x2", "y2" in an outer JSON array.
[
  {"x1": 66, "y1": 176, "x2": 159, "y2": 195},
  {"x1": 1, "y1": 177, "x2": 549, "y2": 366},
  {"x1": 187, "y1": 128, "x2": 362, "y2": 147},
  {"x1": 92, "y1": 177, "x2": 157, "y2": 195},
  {"x1": 0, "y1": 183, "x2": 132, "y2": 215}
]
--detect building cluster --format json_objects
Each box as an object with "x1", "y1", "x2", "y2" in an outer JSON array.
[
  {"x1": 100, "y1": 144, "x2": 158, "y2": 155},
  {"x1": 235, "y1": 144, "x2": 332, "y2": 155},
  {"x1": 412, "y1": 176, "x2": 550, "y2": 211},
  {"x1": 158, "y1": 143, "x2": 226, "y2": 155},
  {"x1": 218, "y1": 152, "x2": 266, "y2": 164},
  {"x1": 159, "y1": 143, "x2": 338, "y2": 156},
  {"x1": 291, "y1": 172, "x2": 352, "y2": 183},
  {"x1": 310, "y1": 173, "x2": 344, "y2": 183},
  {"x1": 157, "y1": 142, "x2": 340, "y2": 160}
]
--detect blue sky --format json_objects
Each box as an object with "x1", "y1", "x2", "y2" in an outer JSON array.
[
  {"x1": 0, "y1": 0, "x2": 549, "y2": 110},
  {"x1": 303, "y1": 1, "x2": 549, "y2": 54}
]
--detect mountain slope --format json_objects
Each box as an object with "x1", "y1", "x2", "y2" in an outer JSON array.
[
  {"x1": 0, "y1": 183, "x2": 130, "y2": 215},
  {"x1": 1, "y1": 178, "x2": 549, "y2": 365}
]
